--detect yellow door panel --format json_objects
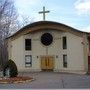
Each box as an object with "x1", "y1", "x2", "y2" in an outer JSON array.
[
  {"x1": 41, "y1": 57, "x2": 46, "y2": 69},
  {"x1": 41, "y1": 56, "x2": 54, "y2": 70},
  {"x1": 47, "y1": 57, "x2": 54, "y2": 69}
]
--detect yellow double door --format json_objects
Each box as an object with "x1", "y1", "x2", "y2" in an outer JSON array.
[{"x1": 41, "y1": 56, "x2": 54, "y2": 70}]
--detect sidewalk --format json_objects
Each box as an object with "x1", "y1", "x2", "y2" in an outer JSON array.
[{"x1": 0, "y1": 71, "x2": 90, "y2": 89}]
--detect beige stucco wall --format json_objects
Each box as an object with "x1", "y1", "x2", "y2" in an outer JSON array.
[
  {"x1": 9, "y1": 36, "x2": 25, "y2": 71},
  {"x1": 8, "y1": 29, "x2": 87, "y2": 74},
  {"x1": 61, "y1": 33, "x2": 84, "y2": 72}
]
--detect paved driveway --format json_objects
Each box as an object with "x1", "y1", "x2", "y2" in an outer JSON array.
[{"x1": 0, "y1": 72, "x2": 90, "y2": 89}]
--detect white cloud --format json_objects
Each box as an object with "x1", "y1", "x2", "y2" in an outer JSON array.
[{"x1": 75, "y1": 0, "x2": 90, "y2": 15}]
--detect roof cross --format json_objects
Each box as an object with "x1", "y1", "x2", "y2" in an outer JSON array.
[{"x1": 39, "y1": 6, "x2": 50, "y2": 21}]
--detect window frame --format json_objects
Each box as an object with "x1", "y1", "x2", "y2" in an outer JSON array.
[
  {"x1": 62, "y1": 36, "x2": 67, "y2": 49},
  {"x1": 25, "y1": 39, "x2": 32, "y2": 50},
  {"x1": 63, "y1": 54, "x2": 67, "y2": 68},
  {"x1": 25, "y1": 55, "x2": 32, "y2": 67}
]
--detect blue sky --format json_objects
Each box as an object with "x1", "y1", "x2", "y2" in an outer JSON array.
[{"x1": 14, "y1": 0, "x2": 90, "y2": 32}]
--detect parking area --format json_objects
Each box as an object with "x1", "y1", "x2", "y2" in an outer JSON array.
[{"x1": 0, "y1": 71, "x2": 90, "y2": 89}]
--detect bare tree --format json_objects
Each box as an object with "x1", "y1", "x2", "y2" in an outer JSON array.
[
  {"x1": 19, "y1": 15, "x2": 34, "y2": 27},
  {"x1": 0, "y1": 0, "x2": 19, "y2": 68},
  {"x1": 0, "y1": 0, "x2": 34, "y2": 69}
]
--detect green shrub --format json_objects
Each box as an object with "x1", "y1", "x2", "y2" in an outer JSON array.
[{"x1": 3, "y1": 59, "x2": 18, "y2": 77}]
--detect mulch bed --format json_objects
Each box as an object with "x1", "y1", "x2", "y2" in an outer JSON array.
[{"x1": 0, "y1": 76, "x2": 34, "y2": 84}]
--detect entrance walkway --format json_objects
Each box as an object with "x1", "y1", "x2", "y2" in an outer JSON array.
[{"x1": 0, "y1": 72, "x2": 90, "y2": 89}]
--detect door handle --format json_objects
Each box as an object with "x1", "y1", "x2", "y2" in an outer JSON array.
[
  {"x1": 46, "y1": 58, "x2": 47, "y2": 66},
  {"x1": 47, "y1": 58, "x2": 49, "y2": 67},
  {"x1": 46, "y1": 58, "x2": 48, "y2": 67}
]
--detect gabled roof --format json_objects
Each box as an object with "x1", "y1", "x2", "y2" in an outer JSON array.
[{"x1": 8, "y1": 21, "x2": 87, "y2": 40}]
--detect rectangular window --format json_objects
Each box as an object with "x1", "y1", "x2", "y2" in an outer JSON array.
[
  {"x1": 63, "y1": 55, "x2": 67, "y2": 68},
  {"x1": 62, "y1": 36, "x2": 67, "y2": 49},
  {"x1": 25, "y1": 39, "x2": 31, "y2": 50},
  {"x1": 25, "y1": 55, "x2": 32, "y2": 67}
]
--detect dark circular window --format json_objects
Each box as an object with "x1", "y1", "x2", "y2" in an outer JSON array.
[{"x1": 41, "y1": 33, "x2": 53, "y2": 46}]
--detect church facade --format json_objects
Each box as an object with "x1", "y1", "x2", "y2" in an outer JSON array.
[{"x1": 7, "y1": 21, "x2": 90, "y2": 74}]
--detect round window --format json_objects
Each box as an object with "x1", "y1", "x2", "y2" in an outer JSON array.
[{"x1": 41, "y1": 33, "x2": 53, "y2": 46}]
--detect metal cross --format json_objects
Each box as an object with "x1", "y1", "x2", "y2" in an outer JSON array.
[{"x1": 39, "y1": 6, "x2": 50, "y2": 21}]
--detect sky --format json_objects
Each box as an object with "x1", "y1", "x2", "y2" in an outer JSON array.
[{"x1": 14, "y1": 0, "x2": 90, "y2": 32}]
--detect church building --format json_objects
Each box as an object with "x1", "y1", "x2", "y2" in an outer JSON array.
[
  {"x1": 7, "y1": 20, "x2": 90, "y2": 74},
  {"x1": 6, "y1": 7, "x2": 90, "y2": 74}
]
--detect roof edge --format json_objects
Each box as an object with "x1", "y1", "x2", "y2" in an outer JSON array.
[{"x1": 7, "y1": 20, "x2": 88, "y2": 39}]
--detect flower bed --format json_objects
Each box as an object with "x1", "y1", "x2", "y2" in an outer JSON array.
[{"x1": 0, "y1": 76, "x2": 34, "y2": 84}]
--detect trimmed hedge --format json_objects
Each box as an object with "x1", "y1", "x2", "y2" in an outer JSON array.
[{"x1": 3, "y1": 59, "x2": 18, "y2": 77}]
